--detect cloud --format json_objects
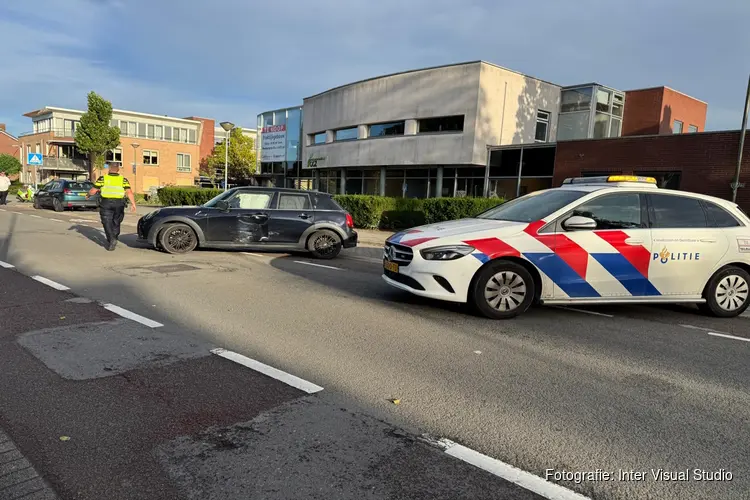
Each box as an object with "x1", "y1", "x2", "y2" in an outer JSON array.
[{"x1": 0, "y1": 0, "x2": 747, "y2": 136}]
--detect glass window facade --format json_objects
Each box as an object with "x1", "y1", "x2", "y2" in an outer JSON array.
[
  {"x1": 558, "y1": 85, "x2": 625, "y2": 141},
  {"x1": 335, "y1": 127, "x2": 358, "y2": 141},
  {"x1": 418, "y1": 116, "x2": 464, "y2": 133},
  {"x1": 369, "y1": 121, "x2": 405, "y2": 138},
  {"x1": 257, "y1": 106, "x2": 308, "y2": 189},
  {"x1": 312, "y1": 133, "x2": 326, "y2": 144}
]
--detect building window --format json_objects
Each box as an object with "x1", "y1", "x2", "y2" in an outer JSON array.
[
  {"x1": 164, "y1": 126, "x2": 172, "y2": 141},
  {"x1": 105, "y1": 148, "x2": 123, "y2": 162},
  {"x1": 188, "y1": 129, "x2": 197, "y2": 144},
  {"x1": 179, "y1": 128, "x2": 188, "y2": 143},
  {"x1": 334, "y1": 127, "x2": 358, "y2": 141},
  {"x1": 673, "y1": 120, "x2": 684, "y2": 134},
  {"x1": 612, "y1": 94, "x2": 624, "y2": 117},
  {"x1": 596, "y1": 89, "x2": 611, "y2": 113},
  {"x1": 610, "y1": 117, "x2": 622, "y2": 137},
  {"x1": 594, "y1": 113, "x2": 610, "y2": 139},
  {"x1": 147, "y1": 124, "x2": 155, "y2": 139},
  {"x1": 688, "y1": 125, "x2": 698, "y2": 133},
  {"x1": 561, "y1": 88, "x2": 593, "y2": 113},
  {"x1": 369, "y1": 121, "x2": 405, "y2": 138},
  {"x1": 534, "y1": 111, "x2": 550, "y2": 142},
  {"x1": 154, "y1": 125, "x2": 163, "y2": 140},
  {"x1": 138, "y1": 123, "x2": 146, "y2": 138},
  {"x1": 312, "y1": 132, "x2": 326, "y2": 145},
  {"x1": 177, "y1": 153, "x2": 191, "y2": 172},
  {"x1": 142, "y1": 150, "x2": 159, "y2": 165},
  {"x1": 418, "y1": 115, "x2": 464, "y2": 133}
]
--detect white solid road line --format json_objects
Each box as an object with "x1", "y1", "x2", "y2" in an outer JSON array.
[
  {"x1": 293, "y1": 260, "x2": 344, "y2": 271},
  {"x1": 0, "y1": 260, "x2": 15, "y2": 268},
  {"x1": 210, "y1": 348, "x2": 324, "y2": 394},
  {"x1": 29, "y1": 214, "x2": 42, "y2": 218},
  {"x1": 549, "y1": 305, "x2": 614, "y2": 318},
  {"x1": 438, "y1": 439, "x2": 591, "y2": 500},
  {"x1": 707, "y1": 332, "x2": 750, "y2": 343},
  {"x1": 31, "y1": 275, "x2": 71, "y2": 291},
  {"x1": 102, "y1": 303, "x2": 164, "y2": 328}
]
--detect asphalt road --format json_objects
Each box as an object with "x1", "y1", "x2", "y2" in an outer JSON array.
[{"x1": 1, "y1": 202, "x2": 749, "y2": 500}]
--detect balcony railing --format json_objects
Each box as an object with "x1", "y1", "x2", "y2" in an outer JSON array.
[
  {"x1": 25, "y1": 156, "x2": 88, "y2": 172},
  {"x1": 19, "y1": 128, "x2": 77, "y2": 139}
]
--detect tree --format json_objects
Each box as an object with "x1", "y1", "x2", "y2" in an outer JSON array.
[
  {"x1": 75, "y1": 91, "x2": 120, "y2": 179},
  {"x1": 0, "y1": 154, "x2": 22, "y2": 176},
  {"x1": 203, "y1": 128, "x2": 257, "y2": 181}
]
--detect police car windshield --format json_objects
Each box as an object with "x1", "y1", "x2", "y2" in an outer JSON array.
[{"x1": 476, "y1": 189, "x2": 588, "y2": 222}]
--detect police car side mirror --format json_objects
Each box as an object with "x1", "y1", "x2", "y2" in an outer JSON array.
[
  {"x1": 215, "y1": 200, "x2": 230, "y2": 212},
  {"x1": 563, "y1": 215, "x2": 597, "y2": 231}
]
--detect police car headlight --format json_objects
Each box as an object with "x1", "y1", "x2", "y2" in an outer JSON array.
[{"x1": 420, "y1": 245, "x2": 475, "y2": 261}]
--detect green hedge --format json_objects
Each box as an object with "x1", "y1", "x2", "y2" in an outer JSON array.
[
  {"x1": 153, "y1": 188, "x2": 504, "y2": 230},
  {"x1": 334, "y1": 195, "x2": 503, "y2": 229},
  {"x1": 157, "y1": 187, "x2": 222, "y2": 206}
]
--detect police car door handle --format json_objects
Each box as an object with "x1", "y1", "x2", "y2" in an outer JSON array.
[{"x1": 625, "y1": 238, "x2": 643, "y2": 245}]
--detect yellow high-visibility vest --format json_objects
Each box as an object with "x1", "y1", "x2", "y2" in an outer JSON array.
[{"x1": 100, "y1": 174, "x2": 125, "y2": 199}]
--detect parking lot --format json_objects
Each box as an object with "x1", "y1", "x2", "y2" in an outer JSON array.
[{"x1": 1, "y1": 202, "x2": 749, "y2": 500}]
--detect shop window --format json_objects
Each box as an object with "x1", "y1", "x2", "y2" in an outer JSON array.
[
  {"x1": 335, "y1": 127, "x2": 358, "y2": 141},
  {"x1": 418, "y1": 115, "x2": 464, "y2": 133},
  {"x1": 142, "y1": 150, "x2": 159, "y2": 165},
  {"x1": 534, "y1": 111, "x2": 550, "y2": 142},
  {"x1": 369, "y1": 121, "x2": 405, "y2": 138}
]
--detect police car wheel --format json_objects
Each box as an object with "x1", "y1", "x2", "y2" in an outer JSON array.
[
  {"x1": 158, "y1": 223, "x2": 198, "y2": 254},
  {"x1": 701, "y1": 266, "x2": 750, "y2": 318},
  {"x1": 472, "y1": 260, "x2": 535, "y2": 319}
]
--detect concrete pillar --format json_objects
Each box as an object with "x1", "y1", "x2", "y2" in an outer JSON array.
[
  {"x1": 435, "y1": 166, "x2": 444, "y2": 198},
  {"x1": 405, "y1": 119, "x2": 418, "y2": 135},
  {"x1": 325, "y1": 130, "x2": 335, "y2": 144},
  {"x1": 340, "y1": 168, "x2": 346, "y2": 195},
  {"x1": 379, "y1": 167, "x2": 386, "y2": 196},
  {"x1": 357, "y1": 124, "x2": 368, "y2": 140}
]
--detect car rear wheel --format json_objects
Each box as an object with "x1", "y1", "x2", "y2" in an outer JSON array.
[
  {"x1": 308, "y1": 230, "x2": 342, "y2": 259},
  {"x1": 52, "y1": 198, "x2": 64, "y2": 212},
  {"x1": 699, "y1": 266, "x2": 750, "y2": 318},
  {"x1": 158, "y1": 223, "x2": 198, "y2": 254},
  {"x1": 33, "y1": 197, "x2": 41, "y2": 209},
  {"x1": 471, "y1": 260, "x2": 535, "y2": 319}
]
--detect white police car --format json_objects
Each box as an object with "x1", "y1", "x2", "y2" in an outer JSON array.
[{"x1": 382, "y1": 176, "x2": 750, "y2": 319}]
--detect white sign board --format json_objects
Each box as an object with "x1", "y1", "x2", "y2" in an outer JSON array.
[{"x1": 260, "y1": 125, "x2": 287, "y2": 162}]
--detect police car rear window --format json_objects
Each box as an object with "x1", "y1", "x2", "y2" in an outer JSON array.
[{"x1": 476, "y1": 189, "x2": 588, "y2": 222}]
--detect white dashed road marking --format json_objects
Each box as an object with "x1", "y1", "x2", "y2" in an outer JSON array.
[
  {"x1": 242, "y1": 252, "x2": 267, "y2": 257},
  {"x1": 438, "y1": 439, "x2": 591, "y2": 500},
  {"x1": 29, "y1": 214, "x2": 43, "y2": 218},
  {"x1": 0, "y1": 260, "x2": 15, "y2": 268},
  {"x1": 49, "y1": 218, "x2": 65, "y2": 222},
  {"x1": 293, "y1": 261, "x2": 344, "y2": 271},
  {"x1": 12, "y1": 211, "x2": 23, "y2": 215},
  {"x1": 707, "y1": 332, "x2": 750, "y2": 343},
  {"x1": 549, "y1": 305, "x2": 614, "y2": 318},
  {"x1": 0, "y1": 208, "x2": 6, "y2": 211},
  {"x1": 32, "y1": 275, "x2": 71, "y2": 291},
  {"x1": 210, "y1": 348, "x2": 324, "y2": 394},
  {"x1": 102, "y1": 303, "x2": 164, "y2": 328}
]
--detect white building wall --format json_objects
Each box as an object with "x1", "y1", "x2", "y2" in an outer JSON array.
[{"x1": 303, "y1": 62, "x2": 483, "y2": 169}]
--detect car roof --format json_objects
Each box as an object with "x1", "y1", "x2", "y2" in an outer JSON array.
[
  {"x1": 556, "y1": 184, "x2": 742, "y2": 211},
  {"x1": 232, "y1": 186, "x2": 331, "y2": 195}
]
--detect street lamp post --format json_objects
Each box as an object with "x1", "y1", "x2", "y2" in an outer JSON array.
[
  {"x1": 131, "y1": 143, "x2": 140, "y2": 195},
  {"x1": 220, "y1": 121, "x2": 235, "y2": 192}
]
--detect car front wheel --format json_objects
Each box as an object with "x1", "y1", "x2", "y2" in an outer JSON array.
[
  {"x1": 158, "y1": 223, "x2": 198, "y2": 254},
  {"x1": 308, "y1": 230, "x2": 342, "y2": 259},
  {"x1": 471, "y1": 260, "x2": 535, "y2": 319},
  {"x1": 700, "y1": 266, "x2": 750, "y2": 318},
  {"x1": 33, "y1": 197, "x2": 41, "y2": 209}
]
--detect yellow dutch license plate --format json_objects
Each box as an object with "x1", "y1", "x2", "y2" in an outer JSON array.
[{"x1": 383, "y1": 260, "x2": 399, "y2": 273}]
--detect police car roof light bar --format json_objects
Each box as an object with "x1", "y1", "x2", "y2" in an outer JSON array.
[{"x1": 562, "y1": 175, "x2": 658, "y2": 185}]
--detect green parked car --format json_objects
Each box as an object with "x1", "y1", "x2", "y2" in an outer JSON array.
[{"x1": 34, "y1": 179, "x2": 99, "y2": 212}]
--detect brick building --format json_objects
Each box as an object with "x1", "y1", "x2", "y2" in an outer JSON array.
[
  {"x1": 622, "y1": 86, "x2": 707, "y2": 136},
  {"x1": 0, "y1": 124, "x2": 21, "y2": 158},
  {"x1": 553, "y1": 130, "x2": 750, "y2": 212}
]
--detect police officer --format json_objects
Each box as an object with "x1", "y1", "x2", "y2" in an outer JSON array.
[{"x1": 87, "y1": 162, "x2": 136, "y2": 251}]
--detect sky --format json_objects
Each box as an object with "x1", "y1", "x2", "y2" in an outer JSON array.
[{"x1": 0, "y1": 0, "x2": 748, "y2": 136}]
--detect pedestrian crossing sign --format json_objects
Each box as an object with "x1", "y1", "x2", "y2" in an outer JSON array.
[{"x1": 27, "y1": 153, "x2": 43, "y2": 166}]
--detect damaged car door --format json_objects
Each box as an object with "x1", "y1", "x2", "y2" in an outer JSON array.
[{"x1": 206, "y1": 189, "x2": 275, "y2": 246}]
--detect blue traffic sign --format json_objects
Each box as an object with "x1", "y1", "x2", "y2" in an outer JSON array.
[{"x1": 27, "y1": 153, "x2": 43, "y2": 166}]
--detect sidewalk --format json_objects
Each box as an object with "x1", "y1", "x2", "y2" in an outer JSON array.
[{"x1": 0, "y1": 266, "x2": 540, "y2": 500}]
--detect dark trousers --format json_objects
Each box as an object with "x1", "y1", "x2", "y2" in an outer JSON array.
[
  {"x1": 0, "y1": 190, "x2": 7, "y2": 205},
  {"x1": 99, "y1": 199, "x2": 126, "y2": 243}
]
